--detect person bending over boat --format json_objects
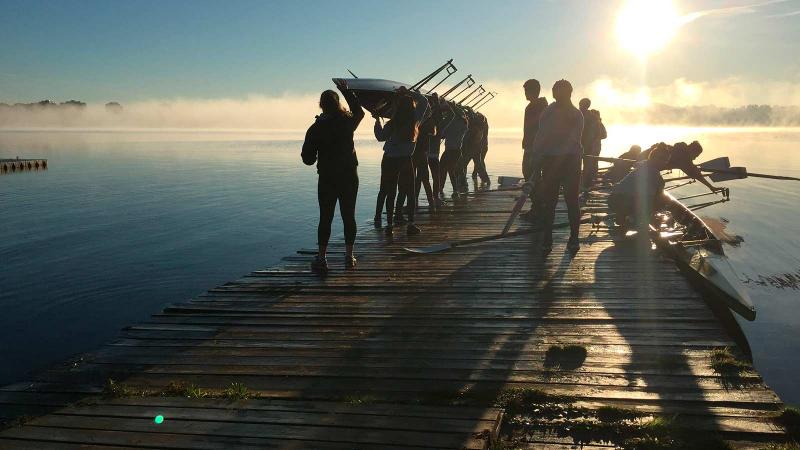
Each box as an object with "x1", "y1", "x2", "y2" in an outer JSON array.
[
  {"x1": 608, "y1": 143, "x2": 671, "y2": 232},
  {"x1": 301, "y1": 79, "x2": 364, "y2": 272},
  {"x1": 531, "y1": 79, "x2": 584, "y2": 254},
  {"x1": 438, "y1": 103, "x2": 468, "y2": 198},
  {"x1": 521, "y1": 79, "x2": 549, "y2": 220},
  {"x1": 639, "y1": 141, "x2": 723, "y2": 193},
  {"x1": 373, "y1": 86, "x2": 430, "y2": 235},
  {"x1": 603, "y1": 144, "x2": 641, "y2": 183}
]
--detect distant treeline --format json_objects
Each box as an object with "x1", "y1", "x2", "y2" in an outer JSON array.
[
  {"x1": 0, "y1": 100, "x2": 122, "y2": 112},
  {"x1": 615, "y1": 104, "x2": 800, "y2": 126}
]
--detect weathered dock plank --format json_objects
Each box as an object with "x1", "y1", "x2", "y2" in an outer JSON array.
[{"x1": 0, "y1": 187, "x2": 787, "y2": 448}]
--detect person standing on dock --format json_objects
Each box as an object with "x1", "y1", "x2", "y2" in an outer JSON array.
[
  {"x1": 373, "y1": 86, "x2": 430, "y2": 235},
  {"x1": 471, "y1": 112, "x2": 490, "y2": 184},
  {"x1": 438, "y1": 103, "x2": 468, "y2": 198},
  {"x1": 302, "y1": 79, "x2": 365, "y2": 272},
  {"x1": 521, "y1": 79, "x2": 549, "y2": 220},
  {"x1": 579, "y1": 99, "x2": 607, "y2": 195},
  {"x1": 531, "y1": 79, "x2": 584, "y2": 254},
  {"x1": 412, "y1": 94, "x2": 444, "y2": 212}
]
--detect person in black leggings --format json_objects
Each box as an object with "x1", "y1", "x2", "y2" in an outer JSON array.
[
  {"x1": 374, "y1": 87, "x2": 430, "y2": 235},
  {"x1": 301, "y1": 79, "x2": 364, "y2": 271}
]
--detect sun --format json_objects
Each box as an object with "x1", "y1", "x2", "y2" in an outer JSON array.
[{"x1": 616, "y1": 0, "x2": 683, "y2": 59}]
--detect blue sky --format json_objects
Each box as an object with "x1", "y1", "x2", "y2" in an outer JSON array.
[{"x1": 1, "y1": 0, "x2": 799, "y2": 104}]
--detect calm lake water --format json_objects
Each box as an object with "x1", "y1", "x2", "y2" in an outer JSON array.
[{"x1": 1, "y1": 126, "x2": 798, "y2": 403}]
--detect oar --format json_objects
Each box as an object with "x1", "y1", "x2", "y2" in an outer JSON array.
[
  {"x1": 709, "y1": 167, "x2": 748, "y2": 182},
  {"x1": 588, "y1": 154, "x2": 800, "y2": 182},
  {"x1": 403, "y1": 216, "x2": 596, "y2": 254},
  {"x1": 501, "y1": 183, "x2": 533, "y2": 235}
]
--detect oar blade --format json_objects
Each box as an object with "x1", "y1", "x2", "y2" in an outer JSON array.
[
  {"x1": 698, "y1": 157, "x2": 730, "y2": 170},
  {"x1": 709, "y1": 167, "x2": 747, "y2": 182},
  {"x1": 403, "y1": 242, "x2": 453, "y2": 254}
]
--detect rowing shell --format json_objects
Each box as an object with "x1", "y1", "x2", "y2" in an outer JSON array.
[
  {"x1": 650, "y1": 193, "x2": 756, "y2": 321},
  {"x1": 332, "y1": 78, "x2": 412, "y2": 118}
]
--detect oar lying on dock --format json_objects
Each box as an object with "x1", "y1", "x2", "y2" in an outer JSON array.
[{"x1": 404, "y1": 216, "x2": 598, "y2": 254}]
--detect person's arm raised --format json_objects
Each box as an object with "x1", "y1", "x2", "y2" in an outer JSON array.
[{"x1": 335, "y1": 79, "x2": 364, "y2": 130}]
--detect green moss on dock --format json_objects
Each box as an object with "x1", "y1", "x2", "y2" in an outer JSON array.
[
  {"x1": 492, "y1": 388, "x2": 731, "y2": 449},
  {"x1": 710, "y1": 347, "x2": 752, "y2": 374}
]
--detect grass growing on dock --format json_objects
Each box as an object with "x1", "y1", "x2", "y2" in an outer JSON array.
[
  {"x1": 103, "y1": 378, "x2": 143, "y2": 398},
  {"x1": 163, "y1": 381, "x2": 208, "y2": 399},
  {"x1": 493, "y1": 387, "x2": 731, "y2": 449},
  {"x1": 223, "y1": 382, "x2": 251, "y2": 400},
  {"x1": 710, "y1": 347, "x2": 752, "y2": 374}
]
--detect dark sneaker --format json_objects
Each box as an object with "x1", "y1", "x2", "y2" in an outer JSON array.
[
  {"x1": 373, "y1": 216, "x2": 382, "y2": 229},
  {"x1": 311, "y1": 256, "x2": 328, "y2": 273},
  {"x1": 567, "y1": 237, "x2": 580, "y2": 253},
  {"x1": 345, "y1": 254, "x2": 357, "y2": 269},
  {"x1": 407, "y1": 223, "x2": 421, "y2": 235},
  {"x1": 385, "y1": 222, "x2": 393, "y2": 234}
]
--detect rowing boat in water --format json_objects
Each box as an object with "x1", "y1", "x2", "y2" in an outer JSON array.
[{"x1": 650, "y1": 192, "x2": 756, "y2": 321}]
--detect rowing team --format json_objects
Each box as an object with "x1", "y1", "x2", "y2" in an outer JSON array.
[
  {"x1": 520, "y1": 78, "x2": 728, "y2": 253},
  {"x1": 301, "y1": 80, "x2": 489, "y2": 272}
]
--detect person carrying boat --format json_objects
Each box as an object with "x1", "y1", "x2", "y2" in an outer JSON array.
[
  {"x1": 531, "y1": 79, "x2": 584, "y2": 254},
  {"x1": 521, "y1": 79, "x2": 549, "y2": 220},
  {"x1": 608, "y1": 143, "x2": 671, "y2": 231},
  {"x1": 640, "y1": 141, "x2": 724, "y2": 193},
  {"x1": 456, "y1": 108, "x2": 485, "y2": 191},
  {"x1": 412, "y1": 94, "x2": 444, "y2": 212},
  {"x1": 471, "y1": 113, "x2": 490, "y2": 183},
  {"x1": 438, "y1": 103, "x2": 469, "y2": 198},
  {"x1": 373, "y1": 86, "x2": 430, "y2": 235},
  {"x1": 603, "y1": 144, "x2": 641, "y2": 182},
  {"x1": 301, "y1": 79, "x2": 365, "y2": 271}
]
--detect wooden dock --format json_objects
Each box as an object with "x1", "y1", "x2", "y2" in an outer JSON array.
[
  {"x1": 0, "y1": 158, "x2": 47, "y2": 174},
  {"x1": 0, "y1": 187, "x2": 788, "y2": 448}
]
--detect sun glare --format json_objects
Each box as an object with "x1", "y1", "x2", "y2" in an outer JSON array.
[{"x1": 616, "y1": 0, "x2": 683, "y2": 59}]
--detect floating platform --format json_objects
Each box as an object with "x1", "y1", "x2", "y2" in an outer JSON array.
[
  {"x1": 0, "y1": 187, "x2": 787, "y2": 448},
  {"x1": 0, "y1": 158, "x2": 47, "y2": 174}
]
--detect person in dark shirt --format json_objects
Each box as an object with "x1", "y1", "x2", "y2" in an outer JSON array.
[
  {"x1": 531, "y1": 79, "x2": 584, "y2": 254},
  {"x1": 579, "y1": 103, "x2": 607, "y2": 193},
  {"x1": 608, "y1": 143, "x2": 671, "y2": 231},
  {"x1": 522, "y1": 79, "x2": 549, "y2": 180},
  {"x1": 301, "y1": 79, "x2": 365, "y2": 271},
  {"x1": 521, "y1": 79, "x2": 549, "y2": 220},
  {"x1": 639, "y1": 141, "x2": 722, "y2": 193}
]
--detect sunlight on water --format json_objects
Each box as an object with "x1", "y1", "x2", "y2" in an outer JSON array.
[{"x1": 1, "y1": 126, "x2": 799, "y2": 402}]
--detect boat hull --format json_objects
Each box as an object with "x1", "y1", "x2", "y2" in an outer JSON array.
[
  {"x1": 652, "y1": 193, "x2": 756, "y2": 321},
  {"x1": 332, "y1": 78, "x2": 412, "y2": 118}
]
